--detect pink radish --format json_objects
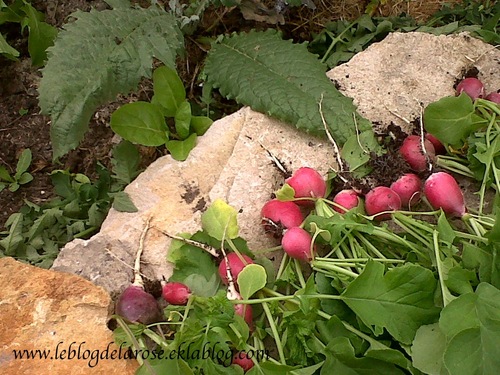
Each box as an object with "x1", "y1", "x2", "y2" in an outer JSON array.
[
  {"x1": 332, "y1": 189, "x2": 360, "y2": 213},
  {"x1": 234, "y1": 302, "x2": 253, "y2": 329},
  {"x1": 424, "y1": 172, "x2": 466, "y2": 217},
  {"x1": 281, "y1": 227, "x2": 315, "y2": 262},
  {"x1": 456, "y1": 77, "x2": 484, "y2": 100},
  {"x1": 261, "y1": 199, "x2": 304, "y2": 233},
  {"x1": 162, "y1": 282, "x2": 191, "y2": 305},
  {"x1": 390, "y1": 173, "x2": 422, "y2": 208},
  {"x1": 218, "y1": 252, "x2": 254, "y2": 286},
  {"x1": 365, "y1": 186, "x2": 402, "y2": 221},
  {"x1": 485, "y1": 92, "x2": 500, "y2": 104},
  {"x1": 285, "y1": 167, "x2": 326, "y2": 205},
  {"x1": 232, "y1": 351, "x2": 254, "y2": 372},
  {"x1": 425, "y1": 134, "x2": 446, "y2": 155},
  {"x1": 399, "y1": 135, "x2": 435, "y2": 172}
]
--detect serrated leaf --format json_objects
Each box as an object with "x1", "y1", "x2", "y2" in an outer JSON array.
[
  {"x1": 174, "y1": 101, "x2": 191, "y2": 139},
  {"x1": 166, "y1": 133, "x2": 197, "y2": 161},
  {"x1": 110, "y1": 102, "x2": 168, "y2": 146},
  {"x1": 111, "y1": 191, "x2": 138, "y2": 212},
  {"x1": 204, "y1": 29, "x2": 372, "y2": 145},
  {"x1": 111, "y1": 140, "x2": 141, "y2": 185},
  {"x1": 238, "y1": 264, "x2": 267, "y2": 299},
  {"x1": 39, "y1": 6, "x2": 183, "y2": 159},
  {"x1": 201, "y1": 199, "x2": 239, "y2": 241},
  {"x1": 152, "y1": 65, "x2": 186, "y2": 117},
  {"x1": 341, "y1": 261, "x2": 440, "y2": 345}
]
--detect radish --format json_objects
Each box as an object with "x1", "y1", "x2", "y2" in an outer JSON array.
[
  {"x1": 456, "y1": 77, "x2": 484, "y2": 100},
  {"x1": 485, "y1": 92, "x2": 500, "y2": 104},
  {"x1": 365, "y1": 186, "x2": 402, "y2": 221},
  {"x1": 425, "y1": 133, "x2": 446, "y2": 155},
  {"x1": 399, "y1": 135, "x2": 435, "y2": 172},
  {"x1": 261, "y1": 199, "x2": 304, "y2": 233},
  {"x1": 390, "y1": 173, "x2": 422, "y2": 208},
  {"x1": 332, "y1": 189, "x2": 360, "y2": 213},
  {"x1": 285, "y1": 167, "x2": 326, "y2": 205},
  {"x1": 218, "y1": 252, "x2": 254, "y2": 286},
  {"x1": 115, "y1": 285, "x2": 161, "y2": 324},
  {"x1": 232, "y1": 351, "x2": 254, "y2": 372},
  {"x1": 281, "y1": 227, "x2": 315, "y2": 262},
  {"x1": 234, "y1": 301, "x2": 253, "y2": 328},
  {"x1": 162, "y1": 282, "x2": 191, "y2": 305},
  {"x1": 115, "y1": 219, "x2": 161, "y2": 324},
  {"x1": 424, "y1": 172, "x2": 466, "y2": 217}
]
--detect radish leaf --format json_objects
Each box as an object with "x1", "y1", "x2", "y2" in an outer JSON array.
[
  {"x1": 238, "y1": 264, "x2": 267, "y2": 300},
  {"x1": 201, "y1": 199, "x2": 239, "y2": 241},
  {"x1": 166, "y1": 133, "x2": 197, "y2": 161}
]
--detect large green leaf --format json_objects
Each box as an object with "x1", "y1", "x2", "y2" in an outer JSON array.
[
  {"x1": 204, "y1": 29, "x2": 372, "y2": 145},
  {"x1": 439, "y1": 283, "x2": 500, "y2": 375},
  {"x1": 341, "y1": 261, "x2": 440, "y2": 345},
  {"x1": 39, "y1": 6, "x2": 183, "y2": 159}
]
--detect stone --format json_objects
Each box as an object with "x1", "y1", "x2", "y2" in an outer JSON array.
[
  {"x1": 0, "y1": 257, "x2": 138, "y2": 375},
  {"x1": 52, "y1": 107, "x2": 334, "y2": 297},
  {"x1": 327, "y1": 32, "x2": 500, "y2": 134}
]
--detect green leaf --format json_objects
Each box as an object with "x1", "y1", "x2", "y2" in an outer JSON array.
[
  {"x1": 0, "y1": 165, "x2": 14, "y2": 182},
  {"x1": 111, "y1": 191, "x2": 138, "y2": 212},
  {"x1": 340, "y1": 129, "x2": 381, "y2": 174},
  {"x1": 15, "y1": 148, "x2": 32, "y2": 177},
  {"x1": 0, "y1": 32, "x2": 19, "y2": 58},
  {"x1": 201, "y1": 199, "x2": 239, "y2": 241},
  {"x1": 111, "y1": 140, "x2": 141, "y2": 185},
  {"x1": 110, "y1": 102, "x2": 168, "y2": 146},
  {"x1": 237, "y1": 264, "x2": 267, "y2": 299},
  {"x1": 166, "y1": 133, "x2": 197, "y2": 161},
  {"x1": 411, "y1": 323, "x2": 447, "y2": 375},
  {"x1": 136, "y1": 358, "x2": 194, "y2": 375},
  {"x1": 275, "y1": 183, "x2": 296, "y2": 201},
  {"x1": 22, "y1": 2, "x2": 57, "y2": 66},
  {"x1": 17, "y1": 172, "x2": 33, "y2": 185},
  {"x1": 423, "y1": 94, "x2": 481, "y2": 148},
  {"x1": 191, "y1": 116, "x2": 213, "y2": 136},
  {"x1": 204, "y1": 29, "x2": 372, "y2": 145},
  {"x1": 174, "y1": 101, "x2": 192, "y2": 140},
  {"x1": 440, "y1": 283, "x2": 500, "y2": 375},
  {"x1": 0, "y1": 213, "x2": 24, "y2": 255},
  {"x1": 341, "y1": 261, "x2": 440, "y2": 344},
  {"x1": 39, "y1": 6, "x2": 183, "y2": 159},
  {"x1": 8, "y1": 182, "x2": 20, "y2": 192},
  {"x1": 151, "y1": 65, "x2": 186, "y2": 117}
]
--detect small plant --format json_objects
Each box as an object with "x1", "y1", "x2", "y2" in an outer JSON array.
[
  {"x1": 110, "y1": 66, "x2": 213, "y2": 161},
  {"x1": 0, "y1": 149, "x2": 33, "y2": 192},
  {"x1": 0, "y1": 0, "x2": 57, "y2": 65}
]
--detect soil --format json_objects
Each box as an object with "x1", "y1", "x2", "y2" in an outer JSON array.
[{"x1": 0, "y1": 0, "x2": 461, "y2": 228}]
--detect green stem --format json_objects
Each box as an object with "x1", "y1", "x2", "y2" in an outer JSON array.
[{"x1": 260, "y1": 295, "x2": 286, "y2": 364}]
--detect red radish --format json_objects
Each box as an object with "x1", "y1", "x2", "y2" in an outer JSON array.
[
  {"x1": 234, "y1": 302, "x2": 253, "y2": 328},
  {"x1": 162, "y1": 282, "x2": 191, "y2": 305},
  {"x1": 261, "y1": 199, "x2": 304, "y2": 232},
  {"x1": 115, "y1": 285, "x2": 161, "y2": 324},
  {"x1": 424, "y1": 172, "x2": 466, "y2": 217},
  {"x1": 485, "y1": 92, "x2": 500, "y2": 104},
  {"x1": 425, "y1": 133, "x2": 446, "y2": 155},
  {"x1": 365, "y1": 186, "x2": 402, "y2": 221},
  {"x1": 281, "y1": 227, "x2": 315, "y2": 262},
  {"x1": 285, "y1": 167, "x2": 326, "y2": 205},
  {"x1": 333, "y1": 189, "x2": 360, "y2": 213},
  {"x1": 218, "y1": 252, "x2": 254, "y2": 286},
  {"x1": 115, "y1": 221, "x2": 161, "y2": 324},
  {"x1": 232, "y1": 351, "x2": 254, "y2": 372},
  {"x1": 399, "y1": 135, "x2": 435, "y2": 172},
  {"x1": 456, "y1": 77, "x2": 484, "y2": 100},
  {"x1": 390, "y1": 173, "x2": 422, "y2": 208}
]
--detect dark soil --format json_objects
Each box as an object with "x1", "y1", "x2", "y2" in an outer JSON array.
[{"x1": 0, "y1": 0, "x2": 461, "y2": 227}]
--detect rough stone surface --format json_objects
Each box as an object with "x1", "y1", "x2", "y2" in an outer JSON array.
[
  {"x1": 327, "y1": 32, "x2": 500, "y2": 134},
  {"x1": 0, "y1": 257, "x2": 138, "y2": 375},
  {"x1": 52, "y1": 107, "x2": 334, "y2": 297}
]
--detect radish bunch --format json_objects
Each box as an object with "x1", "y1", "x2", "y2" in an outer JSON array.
[{"x1": 456, "y1": 77, "x2": 499, "y2": 104}]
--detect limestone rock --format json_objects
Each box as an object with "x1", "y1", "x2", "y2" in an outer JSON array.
[
  {"x1": 327, "y1": 32, "x2": 500, "y2": 134},
  {"x1": 52, "y1": 107, "x2": 334, "y2": 297},
  {"x1": 0, "y1": 257, "x2": 137, "y2": 375}
]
